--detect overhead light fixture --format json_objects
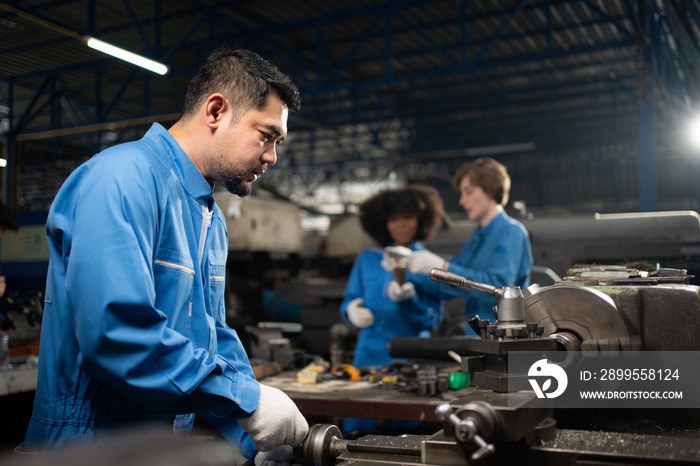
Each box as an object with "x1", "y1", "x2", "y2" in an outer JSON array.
[
  {"x1": 86, "y1": 37, "x2": 169, "y2": 76},
  {"x1": 688, "y1": 113, "x2": 700, "y2": 150},
  {"x1": 0, "y1": 4, "x2": 169, "y2": 75},
  {"x1": 0, "y1": 158, "x2": 7, "y2": 168}
]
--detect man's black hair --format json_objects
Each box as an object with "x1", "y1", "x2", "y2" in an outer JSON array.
[{"x1": 182, "y1": 45, "x2": 301, "y2": 118}]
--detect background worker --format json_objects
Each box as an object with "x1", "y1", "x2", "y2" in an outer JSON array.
[
  {"x1": 17, "y1": 46, "x2": 308, "y2": 465},
  {"x1": 0, "y1": 201, "x2": 18, "y2": 300},
  {"x1": 0, "y1": 201, "x2": 18, "y2": 367},
  {"x1": 340, "y1": 185, "x2": 444, "y2": 435},
  {"x1": 407, "y1": 157, "x2": 533, "y2": 334}
]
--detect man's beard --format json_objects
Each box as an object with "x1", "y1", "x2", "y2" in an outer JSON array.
[
  {"x1": 210, "y1": 147, "x2": 266, "y2": 197},
  {"x1": 222, "y1": 170, "x2": 253, "y2": 197},
  {"x1": 221, "y1": 164, "x2": 268, "y2": 197}
]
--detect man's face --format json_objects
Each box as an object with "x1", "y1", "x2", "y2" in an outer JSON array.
[{"x1": 210, "y1": 92, "x2": 288, "y2": 197}]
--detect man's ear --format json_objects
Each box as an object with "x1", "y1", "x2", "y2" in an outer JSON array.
[{"x1": 204, "y1": 93, "x2": 227, "y2": 128}]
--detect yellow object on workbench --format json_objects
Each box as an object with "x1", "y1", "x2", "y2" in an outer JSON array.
[
  {"x1": 332, "y1": 364, "x2": 361, "y2": 381},
  {"x1": 296, "y1": 362, "x2": 328, "y2": 384}
]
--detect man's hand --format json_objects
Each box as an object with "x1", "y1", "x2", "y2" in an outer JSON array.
[
  {"x1": 254, "y1": 445, "x2": 303, "y2": 466},
  {"x1": 0, "y1": 276, "x2": 6, "y2": 298},
  {"x1": 239, "y1": 384, "x2": 309, "y2": 452},
  {"x1": 407, "y1": 250, "x2": 447, "y2": 275},
  {"x1": 346, "y1": 298, "x2": 374, "y2": 328},
  {"x1": 387, "y1": 280, "x2": 415, "y2": 302}
]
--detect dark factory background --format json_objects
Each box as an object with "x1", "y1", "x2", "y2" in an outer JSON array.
[{"x1": 2, "y1": 0, "x2": 700, "y2": 462}]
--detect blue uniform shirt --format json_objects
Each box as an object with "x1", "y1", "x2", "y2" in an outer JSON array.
[
  {"x1": 20, "y1": 123, "x2": 259, "y2": 459},
  {"x1": 340, "y1": 242, "x2": 443, "y2": 368},
  {"x1": 444, "y1": 211, "x2": 533, "y2": 333}
]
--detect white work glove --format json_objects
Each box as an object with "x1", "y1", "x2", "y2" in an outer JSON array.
[
  {"x1": 239, "y1": 384, "x2": 309, "y2": 452},
  {"x1": 407, "y1": 250, "x2": 447, "y2": 275},
  {"x1": 254, "y1": 445, "x2": 303, "y2": 466},
  {"x1": 346, "y1": 297, "x2": 374, "y2": 328},
  {"x1": 380, "y1": 251, "x2": 395, "y2": 271},
  {"x1": 387, "y1": 280, "x2": 416, "y2": 302}
]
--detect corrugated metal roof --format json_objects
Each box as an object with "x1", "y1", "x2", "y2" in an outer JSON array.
[{"x1": 1, "y1": 0, "x2": 700, "y2": 213}]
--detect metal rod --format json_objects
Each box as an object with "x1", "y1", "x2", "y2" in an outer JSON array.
[{"x1": 429, "y1": 268, "x2": 499, "y2": 296}]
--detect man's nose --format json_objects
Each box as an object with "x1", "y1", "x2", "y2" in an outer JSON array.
[{"x1": 262, "y1": 145, "x2": 277, "y2": 165}]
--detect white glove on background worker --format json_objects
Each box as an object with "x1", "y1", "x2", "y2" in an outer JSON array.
[
  {"x1": 380, "y1": 251, "x2": 395, "y2": 271},
  {"x1": 407, "y1": 250, "x2": 447, "y2": 275},
  {"x1": 346, "y1": 297, "x2": 374, "y2": 328},
  {"x1": 239, "y1": 384, "x2": 309, "y2": 452},
  {"x1": 254, "y1": 445, "x2": 303, "y2": 466},
  {"x1": 387, "y1": 280, "x2": 416, "y2": 302}
]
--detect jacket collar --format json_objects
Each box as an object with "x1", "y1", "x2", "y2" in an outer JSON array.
[
  {"x1": 144, "y1": 123, "x2": 214, "y2": 205},
  {"x1": 474, "y1": 210, "x2": 506, "y2": 236}
]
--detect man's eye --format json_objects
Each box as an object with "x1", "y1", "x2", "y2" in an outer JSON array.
[{"x1": 261, "y1": 132, "x2": 271, "y2": 142}]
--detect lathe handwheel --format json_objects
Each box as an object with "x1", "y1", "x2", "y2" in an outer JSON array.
[{"x1": 303, "y1": 423, "x2": 344, "y2": 466}]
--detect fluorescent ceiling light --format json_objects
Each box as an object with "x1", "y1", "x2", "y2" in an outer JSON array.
[{"x1": 86, "y1": 37, "x2": 169, "y2": 76}]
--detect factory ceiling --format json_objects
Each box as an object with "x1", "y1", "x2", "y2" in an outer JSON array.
[{"x1": 2, "y1": 0, "x2": 700, "y2": 216}]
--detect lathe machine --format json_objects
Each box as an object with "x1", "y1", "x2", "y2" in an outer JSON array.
[{"x1": 298, "y1": 264, "x2": 700, "y2": 465}]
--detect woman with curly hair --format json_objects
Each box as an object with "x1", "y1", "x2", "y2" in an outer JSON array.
[{"x1": 339, "y1": 185, "x2": 445, "y2": 435}]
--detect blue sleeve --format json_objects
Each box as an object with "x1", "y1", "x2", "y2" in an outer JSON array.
[
  {"x1": 204, "y1": 412, "x2": 258, "y2": 461},
  {"x1": 61, "y1": 150, "x2": 258, "y2": 417},
  {"x1": 403, "y1": 273, "x2": 443, "y2": 329},
  {"x1": 443, "y1": 227, "x2": 529, "y2": 304}
]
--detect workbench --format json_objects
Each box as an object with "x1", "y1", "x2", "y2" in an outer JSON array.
[
  {"x1": 262, "y1": 371, "x2": 477, "y2": 423},
  {"x1": 0, "y1": 363, "x2": 38, "y2": 397}
]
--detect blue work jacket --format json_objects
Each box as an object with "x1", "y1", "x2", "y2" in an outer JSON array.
[
  {"x1": 443, "y1": 211, "x2": 532, "y2": 332},
  {"x1": 340, "y1": 242, "x2": 443, "y2": 368},
  {"x1": 20, "y1": 123, "x2": 259, "y2": 459}
]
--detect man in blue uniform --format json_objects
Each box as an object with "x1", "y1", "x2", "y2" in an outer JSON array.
[
  {"x1": 407, "y1": 157, "x2": 532, "y2": 334},
  {"x1": 18, "y1": 46, "x2": 308, "y2": 464}
]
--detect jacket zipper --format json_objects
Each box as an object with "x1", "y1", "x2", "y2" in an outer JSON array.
[
  {"x1": 198, "y1": 205, "x2": 213, "y2": 265},
  {"x1": 193, "y1": 206, "x2": 214, "y2": 317}
]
